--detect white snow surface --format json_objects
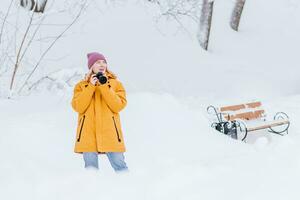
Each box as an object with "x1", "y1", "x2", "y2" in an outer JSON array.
[{"x1": 1, "y1": 92, "x2": 300, "y2": 199}]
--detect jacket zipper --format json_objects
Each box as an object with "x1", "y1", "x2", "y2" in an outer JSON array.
[
  {"x1": 112, "y1": 116, "x2": 121, "y2": 142},
  {"x1": 77, "y1": 115, "x2": 85, "y2": 142}
]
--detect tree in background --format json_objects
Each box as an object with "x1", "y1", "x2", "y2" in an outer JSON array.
[
  {"x1": 0, "y1": 0, "x2": 248, "y2": 97},
  {"x1": 20, "y1": 0, "x2": 48, "y2": 13},
  {"x1": 148, "y1": 0, "x2": 247, "y2": 50},
  {"x1": 198, "y1": 0, "x2": 214, "y2": 50},
  {"x1": 230, "y1": 0, "x2": 246, "y2": 31},
  {"x1": 0, "y1": 0, "x2": 89, "y2": 97}
]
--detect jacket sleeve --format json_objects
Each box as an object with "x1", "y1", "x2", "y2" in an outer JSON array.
[
  {"x1": 99, "y1": 80, "x2": 127, "y2": 113},
  {"x1": 71, "y1": 82, "x2": 96, "y2": 114}
]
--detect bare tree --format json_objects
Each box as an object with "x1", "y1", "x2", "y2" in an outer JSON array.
[
  {"x1": 10, "y1": 3, "x2": 37, "y2": 91},
  {"x1": 230, "y1": 0, "x2": 246, "y2": 31},
  {"x1": 0, "y1": 0, "x2": 90, "y2": 97},
  {"x1": 149, "y1": 0, "x2": 200, "y2": 21},
  {"x1": 18, "y1": 1, "x2": 89, "y2": 94},
  {"x1": 197, "y1": 0, "x2": 214, "y2": 50}
]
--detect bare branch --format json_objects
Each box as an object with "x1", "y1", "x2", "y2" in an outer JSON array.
[
  {"x1": 27, "y1": 75, "x2": 55, "y2": 91},
  {"x1": 0, "y1": 0, "x2": 15, "y2": 46},
  {"x1": 18, "y1": 0, "x2": 89, "y2": 94},
  {"x1": 148, "y1": 0, "x2": 202, "y2": 37},
  {"x1": 10, "y1": 2, "x2": 37, "y2": 91},
  {"x1": 19, "y1": 16, "x2": 46, "y2": 63}
]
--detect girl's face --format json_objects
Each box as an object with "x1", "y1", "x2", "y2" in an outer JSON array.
[{"x1": 92, "y1": 60, "x2": 107, "y2": 74}]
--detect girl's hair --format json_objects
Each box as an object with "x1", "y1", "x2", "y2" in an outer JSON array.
[
  {"x1": 84, "y1": 67, "x2": 117, "y2": 81},
  {"x1": 106, "y1": 68, "x2": 117, "y2": 79}
]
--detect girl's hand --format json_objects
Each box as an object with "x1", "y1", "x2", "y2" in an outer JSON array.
[{"x1": 89, "y1": 74, "x2": 99, "y2": 86}]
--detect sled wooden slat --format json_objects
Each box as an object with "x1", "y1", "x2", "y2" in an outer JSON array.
[
  {"x1": 247, "y1": 119, "x2": 290, "y2": 132},
  {"x1": 224, "y1": 109, "x2": 265, "y2": 121},
  {"x1": 220, "y1": 104, "x2": 245, "y2": 112},
  {"x1": 246, "y1": 102, "x2": 262, "y2": 108}
]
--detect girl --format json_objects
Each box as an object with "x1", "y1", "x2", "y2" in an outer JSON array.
[{"x1": 71, "y1": 52, "x2": 128, "y2": 172}]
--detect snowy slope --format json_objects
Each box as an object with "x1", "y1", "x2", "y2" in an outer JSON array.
[
  {"x1": 1, "y1": 0, "x2": 299, "y2": 98},
  {"x1": 1, "y1": 92, "x2": 300, "y2": 200},
  {"x1": 56, "y1": 0, "x2": 300, "y2": 98}
]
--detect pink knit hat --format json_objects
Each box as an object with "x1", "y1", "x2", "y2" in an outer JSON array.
[{"x1": 87, "y1": 52, "x2": 107, "y2": 69}]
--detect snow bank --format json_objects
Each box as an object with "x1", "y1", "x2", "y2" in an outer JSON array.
[{"x1": 0, "y1": 92, "x2": 299, "y2": 199}]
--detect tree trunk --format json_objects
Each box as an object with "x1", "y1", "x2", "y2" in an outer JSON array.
[
  {"x1": 20, "y1": 0, "x2": 48, "y2": 13},
  {"x1": 230, "y1": 0, "x2": 246, "y2": 31},
  {"x1": 198, "y1": 0, "x2": 214, "y2": 51}
]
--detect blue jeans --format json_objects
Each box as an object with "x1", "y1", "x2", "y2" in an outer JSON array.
[{"x1": 83, "y1": 152, "x2": 128, "y2": 172}]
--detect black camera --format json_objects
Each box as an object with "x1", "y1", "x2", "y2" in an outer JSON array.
[{"x1": 95, "y1": 72, "x2": 107, "y2": 84}]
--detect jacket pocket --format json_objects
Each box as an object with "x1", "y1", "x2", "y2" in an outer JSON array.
[
  {"x1": 77, "y1": 115, "x2": 86, "y2": 142},
  {"x1": 112, "y1": 116, "x2": 121, "y2": 142}
]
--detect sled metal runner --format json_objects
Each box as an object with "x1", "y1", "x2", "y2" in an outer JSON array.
[{"x1": 207, "y1": 102, "x2": 290, "y2": 141}]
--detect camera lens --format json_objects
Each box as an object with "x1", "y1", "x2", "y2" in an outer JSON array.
[{"x1": 95, "y1": 72, "x2": 107, "y2": 84}]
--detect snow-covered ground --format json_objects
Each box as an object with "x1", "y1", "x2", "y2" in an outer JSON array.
[
  {"x1": 1, "y1": 0, "x2": 300, "y2": 199},
  {"x1": 1, "y1": 91, "x2": 300, "y2": 199}
]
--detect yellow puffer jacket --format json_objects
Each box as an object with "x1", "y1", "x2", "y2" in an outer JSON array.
[{"x1": 71, "y1": 72, "x2": 127, "y2": 153}]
